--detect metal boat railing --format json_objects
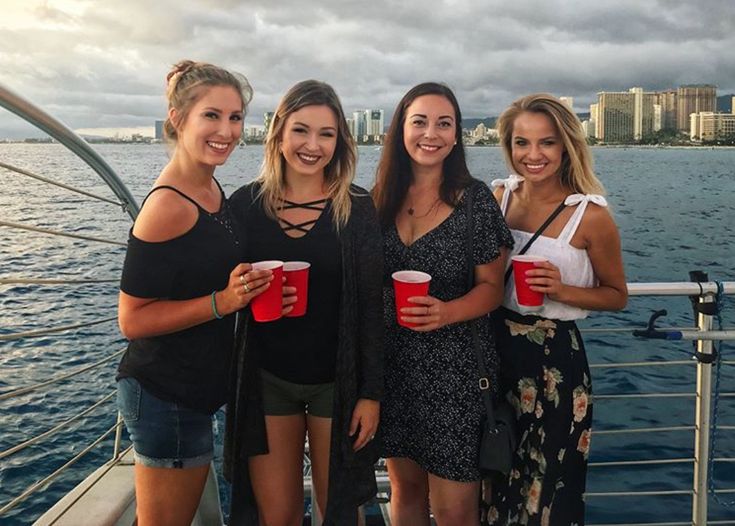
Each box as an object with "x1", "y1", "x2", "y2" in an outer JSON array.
[
  {"x1": 2, "y1": 81, "x2": 734, "y2": 525},
  {"x1": 0, "y1": 81, "x2": 138, "y2": 521},
  {"x1": 1, "y1": 189, "x2": 734, "y2": 522},
  {"x1": 371, "y1": 283, "x2": 735, "y2": 526},
  {"x1": 580, "y1": 282, "x2": 735, "y2": 526},
  {"x1": 0, "y1": 84, "x2": 139, "y2": 219}
]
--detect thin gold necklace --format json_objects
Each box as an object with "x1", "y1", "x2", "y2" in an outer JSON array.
[{"x1": 407, "y1": 197, "x2": 441, "y2": 218}]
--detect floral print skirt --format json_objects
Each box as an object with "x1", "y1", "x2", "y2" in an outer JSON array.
[{"x1": 483, "y1": 307, "x2": 592, "y2": 526}]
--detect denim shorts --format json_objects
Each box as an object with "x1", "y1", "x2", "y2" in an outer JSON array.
[
  {"x1": 260, "y1": 369, "x2": 334, "y2": 418},
  {"x1": 116, "y1": 377, "x2": 214, "y2": 469}
]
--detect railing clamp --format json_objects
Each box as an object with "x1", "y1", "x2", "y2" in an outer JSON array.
[
  {"x1": 693, "y1": 302, "x2": 719, "y2": 315},
  {"x1": 693, "y1": 346, "x2": 718, "y2": 364},
  {"x1": 632, "y1": 309, "x2": 681, "y2": 340},
  {"x1": 688, "y1": 270, "x2": 719, "y2": 316}
]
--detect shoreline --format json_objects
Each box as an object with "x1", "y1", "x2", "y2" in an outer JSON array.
[{"x1": 2, "y1": 142, "x2": 735, "y2": 150}]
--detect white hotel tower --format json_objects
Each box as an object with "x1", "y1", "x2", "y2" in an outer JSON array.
[{"x1": 349, "y1": 109, "x2": 384, "y2": 143}]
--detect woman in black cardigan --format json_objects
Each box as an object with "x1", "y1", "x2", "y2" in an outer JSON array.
[{"x1": 224, "y1": 80, "x2": 384, "y2": 525}]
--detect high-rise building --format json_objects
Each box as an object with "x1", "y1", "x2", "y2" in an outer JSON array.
[
  {"x1": 589, "y1": 103, "x2": 599, "y2": 138},
  {"x1": 264, "y1": 112, "x2": 275, "y2": 136},
  {"x1": 581, "y1": 120, "x2": 593, "y2": 138},
  {"x1": 630, "y1": 87, "x2": 655, "y2": 141},
  {"x1": 154, "y1": 120, "x2": 164, "y2": 141},
  {"x1": 677, "y1": 85, "x2": 716, "y2": 131},
  {"x1": 559, "y1": 97, "x2": 574, "y2": 110},
  {"x1": 654, "y1": 90, "x2": 677, "y2": 131},
  {"x1": 596, "y1": 88, "x2": 655, "y2": 142},
  {"x1": 690, "y1": 112, "x2": 735, "y2": 141},
  {"x1": 718, "y1": 94, "x2": 735, "y2": 113},
  {"x1": 653, "y1": 104, "x2": 662, "y2": 132},
  {"x1": 473, "y1": 123, "x2": 487, "y2": 140},
  {"x1": 597, "y1": 92, "x2": 635, "y2": 142},
  {"x1": 365, "y1": 109, "x2": 385, "y2": 137},
  {"x1": 352, "y1": 111, "x2": 366, "y2": 139},
  {"x1": 349, "y1": 110, "x2": 384, "y2": 142},
  {"x1": 346, "y1": 117, "x2": 355, "y2": 138}
]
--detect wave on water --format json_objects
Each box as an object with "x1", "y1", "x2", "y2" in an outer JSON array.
[{"x1": 1, "y1": 144, "x2": 734, "y2": 523}]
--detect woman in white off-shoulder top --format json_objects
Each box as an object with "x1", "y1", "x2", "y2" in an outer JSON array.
[{"x1": 483, "y1": 94, "x2": 627, "y2": 526}]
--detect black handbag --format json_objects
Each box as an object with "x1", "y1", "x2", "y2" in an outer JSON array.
[
  {"x1": 464, "y1": 183, "x2": 565, "y2": 482},
  {"x1": 464, "y1": 182, "x2": 518, "y2": 482}
]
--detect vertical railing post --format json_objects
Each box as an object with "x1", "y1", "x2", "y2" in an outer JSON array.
[
  {"x1": 692, "y1": 293, "x2": 715, "y2": 525},
  {"x1": 112, "y1": 411, "x2": 124, "y2": 461}
]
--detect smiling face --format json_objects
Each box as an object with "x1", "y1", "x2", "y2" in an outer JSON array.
[
  {"x1": 280, "y1": 104, "x2": 338, "y2": 180},
  {"x1": 510, "y1": 111, "x2": 565, "y2": 183},
  {"x1": 174, "y1": 85, "x2": 243, "y2": 168},
  {"x1": 402, "y1": 94, "x2": 457, "y2": 172}
]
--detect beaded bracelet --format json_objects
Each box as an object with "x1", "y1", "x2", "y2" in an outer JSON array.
[{"x1": 211, "y1": 291, "x2": 223, "y2": 320}]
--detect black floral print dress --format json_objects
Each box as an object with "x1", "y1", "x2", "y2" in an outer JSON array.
[
  {"x1": 483, "y1": 176, "x2": 598, "y2": 526},
  {"x1": 381, "y1": 181, "x2": 514, "y2": 481},
  {"x1": 485, "y1": 308, "x2": 592, "y2": 525}
]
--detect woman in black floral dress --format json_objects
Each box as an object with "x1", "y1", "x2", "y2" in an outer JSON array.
[
  {"x1": 372, "y1": 82, "x2": 513, "y2": 525},
  {"x1": 486, "y1": 94, "x2": 627, "y2": 525}
]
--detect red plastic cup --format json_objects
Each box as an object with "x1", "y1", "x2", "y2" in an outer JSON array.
[
  {"x1": 283, "y1": 261, "x2": 310, "y2": 318},
  {"x1": 511, "y1": 255, "x2": 548, "y2": 310},
  {"x1": 250, "y1": 260, "x2": 284, "y2": 322},
  {"x1": 392, "y1": 270, "x2": 432, "y2": 328}
]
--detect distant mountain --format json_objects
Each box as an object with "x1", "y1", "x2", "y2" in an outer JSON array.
[
  {"x1": 462, "y1": 112, "x2": 591, "y2": 130},
  {"x1": 463, "y1": 117, "x2": 497, "y2": 129},
  {"x1": 717, "y1": 94, "x2": 734, "y2": 113}
]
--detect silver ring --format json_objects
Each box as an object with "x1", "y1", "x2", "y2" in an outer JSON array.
[
  {"x1": 239, "y1": 274, "x2": 246, "y2": 285},
  {"x1": 243, "y1": 282, "x2": 251, "y2": 293}
]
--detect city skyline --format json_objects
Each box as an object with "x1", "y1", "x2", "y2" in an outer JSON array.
[
  {"x1": 5, "y1": 81, "x2": 733, "y2": 142},
  {"x1": 1, "y1": 0, "x2": 734, "y2": 139}
]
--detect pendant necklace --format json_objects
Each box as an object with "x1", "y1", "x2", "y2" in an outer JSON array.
[{"x1": 407, "y1": 197, "x2": 441, "y2": 218}]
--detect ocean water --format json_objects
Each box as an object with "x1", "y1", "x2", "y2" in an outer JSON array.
[{"x1": 0, "y1": 143, "x2": 734, "y2": 524}]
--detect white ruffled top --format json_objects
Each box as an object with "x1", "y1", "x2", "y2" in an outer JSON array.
[{"x1": 491, "y1": 174, "x2": 607, "y2": 320}]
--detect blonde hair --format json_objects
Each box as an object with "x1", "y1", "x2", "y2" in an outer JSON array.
[
  {"x1": 257, "y1": 80, "x2": 356, "y2": 230},
  {"x1": 164, "y1": 60, "x2": 253, "y2": 142},
  {"x1": 496, "y1": 93, "x2": 604, "y2": 195}
]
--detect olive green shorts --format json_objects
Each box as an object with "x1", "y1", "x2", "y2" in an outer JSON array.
[{"x1": 260, "y1": 369, "x2": 334, "y2": 418}]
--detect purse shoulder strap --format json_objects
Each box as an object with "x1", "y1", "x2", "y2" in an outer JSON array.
[
  {"x1": 503, "y1": 199, "x2": 567, "y2": 285},
  {"x1": 464, "y1": 181, "x2": 497, "y2": 427}
]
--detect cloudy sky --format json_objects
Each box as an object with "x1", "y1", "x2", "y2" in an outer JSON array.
[{"x1": 1, "y1": 0, "x2": 734, "y2": 138}]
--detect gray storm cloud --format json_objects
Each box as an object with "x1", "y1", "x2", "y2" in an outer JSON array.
[{"x1": 0, "y1": 0, "x2": 733, "y2": 138}]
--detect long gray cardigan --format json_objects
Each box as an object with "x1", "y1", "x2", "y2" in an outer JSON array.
[{"x1": 223, "y1": 183, "x2": 384, "y2": 525}]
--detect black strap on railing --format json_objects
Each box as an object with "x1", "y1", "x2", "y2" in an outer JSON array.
[
  {"x1": 708, "y1": 281, "x2": 734, "y2": 507},
  {"x1": 689, "y1": 270, "x2": 718, "y2": 316}
]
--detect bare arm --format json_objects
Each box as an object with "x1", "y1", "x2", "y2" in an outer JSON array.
[
  {"x1": 117, "y1": 189, "x2": 272, "y2": 340},
  {"x1": 526, "y1": 205, "x2": 628, "y2": 311},
  {"x1": 118, "y1": 264, "x2": 273, "y2": 340},
  {"x1": 401, "y1": 246, "x2": 509, "y2": 331}
]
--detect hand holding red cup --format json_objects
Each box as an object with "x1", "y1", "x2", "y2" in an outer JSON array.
[
  {"x1": 250, "y1": 260, "x2": 284, "y2": 322},
  {"x1": 392, "y1": 270, "x2": 432, "y2": 328},
  {"x1": 511, "y1": 255, "x2": 548, "y2": 311},
  {"x1": 283, "y1": 261, "x2": 310, "y2": 317}
]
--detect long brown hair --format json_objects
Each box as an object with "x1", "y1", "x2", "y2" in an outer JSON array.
[{"x1": 372, "y1": 82, "x2": 473, "y2": 227}]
